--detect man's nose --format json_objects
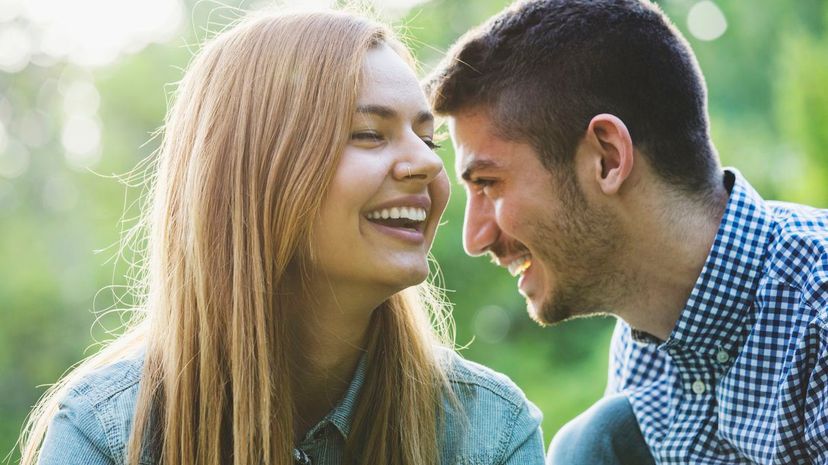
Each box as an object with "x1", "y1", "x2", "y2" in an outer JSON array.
[{"x1": 462, "y1": 194, "x2": 499, "y2": 256}]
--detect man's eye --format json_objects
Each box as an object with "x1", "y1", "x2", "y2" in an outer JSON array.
[
  {"x1": 351, "y1": 131, "x2": 384, "y2": 143},
  {"x1": 469, "y1": 178, "x2": 497, "y2": 194}
]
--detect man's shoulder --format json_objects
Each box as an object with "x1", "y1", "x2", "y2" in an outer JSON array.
[
  {"x1": 768, "y1": 200, "x2": 828, "y2": 247},
  {"x1": 763, "y1": 200, "x2": 828, "y2": 308}
]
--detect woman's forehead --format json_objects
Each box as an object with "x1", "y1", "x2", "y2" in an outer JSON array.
[{"x1": 358, "y1": 45, "x2": 426, "y2": 110}]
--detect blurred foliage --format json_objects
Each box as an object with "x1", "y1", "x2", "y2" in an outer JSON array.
[{"x1": 1, "y1": 0, "x2": 827, "y2": 461}]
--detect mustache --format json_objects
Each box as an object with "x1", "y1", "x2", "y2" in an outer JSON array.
[{"x1": 487, "y1": 240, "x2": 531, "y2": 263}]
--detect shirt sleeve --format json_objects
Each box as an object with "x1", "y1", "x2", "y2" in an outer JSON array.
[
  {"x1": 37, "y1": 386, "x2": 116, "y2": 465},
  {"x1": 499, "y1": 399, "x2": 545, "y2": 465}
]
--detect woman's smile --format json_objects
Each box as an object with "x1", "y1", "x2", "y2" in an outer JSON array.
[{"x1": 362, "y1": 194, "x2": 433, "y2": 243}]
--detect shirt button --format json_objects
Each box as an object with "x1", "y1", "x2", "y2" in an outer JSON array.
[
  {"x1": 293, "y1": 448, "x2": 312, "y2": 465},
  {"x1": 716, "y1": 349, "x2": 730, "y2": 364},
  {"x1": 691, "y1": 379, "x2": 706, "y2": 394}
]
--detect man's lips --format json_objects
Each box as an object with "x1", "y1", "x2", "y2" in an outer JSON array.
[{"x1": 491, "y1": 248, "x2": 533, "y2": 276}]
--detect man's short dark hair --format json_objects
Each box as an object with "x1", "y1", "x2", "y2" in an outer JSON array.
[{"x1": 425, "y1": 0, "x2": 720, "y2": 195}]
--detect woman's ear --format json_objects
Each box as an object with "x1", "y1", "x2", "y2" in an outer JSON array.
[{"x1": 580, "y1": 113, "x2": 634, "y2": 196}]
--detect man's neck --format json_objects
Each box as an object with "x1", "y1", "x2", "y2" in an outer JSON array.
[{"x1": 617, "y1": 184, "x2": 729, "y2": 340}]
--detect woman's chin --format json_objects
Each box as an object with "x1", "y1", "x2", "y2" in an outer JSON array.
[{"x1": 376, "y1": 265, "x2": 429, "y2": 295}]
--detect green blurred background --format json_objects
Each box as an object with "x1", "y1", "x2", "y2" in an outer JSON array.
[{"x1": 1, "y1": 0, "x2": 827, "y2": 461}]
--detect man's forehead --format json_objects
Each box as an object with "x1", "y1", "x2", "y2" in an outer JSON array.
[{"x1": 447, "y1": 110, "x2": 493, "y2": 135}]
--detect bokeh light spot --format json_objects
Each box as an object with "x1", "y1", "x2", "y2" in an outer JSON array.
[
  {"x1": 22, "y1": 0, "x2": 184, "y2": 67},
  {"x1": 0, "y1": 138, "x2": 31, "y2": 178},
  {"x1": 0, "y1": 0, "x2": 22, "y2": 22},
  {"x1": 18, "y1": 110, "x2": 51, "y2": 148},
  {"x1": 42, "y1": 174, "x2": 79, "y2": 212},
  {"x1": 687, "y1": 1, "x2": 727, "y2": 42},
  {"x1": 61, "y1": 114, "x2": 101, "y2": 169},
  {"x1": 0, "y1": 23, "x2": 32, "y2": 72},
  {"x1": 62, "y1": 80, "x2": 100, "y2": 116},
  {"x1": 473, "y1": 305, "x2": 512, "y2": 344}
]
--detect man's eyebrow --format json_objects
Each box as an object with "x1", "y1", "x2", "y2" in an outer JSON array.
[
  {"x1": 355, "y1": 105, "x2": 434, "y2": 124},
  {"x1": 459, "y1": 159, "x2": 499, "y2": 183}
]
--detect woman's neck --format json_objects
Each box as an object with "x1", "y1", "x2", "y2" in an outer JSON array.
[{"x1": 289, "y1": 295, "x2": 375, "y2": 441}]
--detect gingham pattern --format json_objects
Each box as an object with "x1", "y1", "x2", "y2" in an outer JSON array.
[{"x1": 606, "y1": 169, "x2": 828, "y2": 464}]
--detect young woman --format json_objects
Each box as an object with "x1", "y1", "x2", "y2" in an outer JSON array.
[{"x1": 19, "y1": 10, "x2": 544, "y2": 465}]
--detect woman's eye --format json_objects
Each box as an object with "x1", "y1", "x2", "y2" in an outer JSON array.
[
  {"x1": 351, "y1": 131, "x2": 384, "y2": 144},
  {"x1": 421, "y1": 138, "x2": 442, "y2": 150}
]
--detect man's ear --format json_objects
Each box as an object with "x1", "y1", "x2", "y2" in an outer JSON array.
[{"x1": 581, "y1": 114, "x2": 634, "y2": 195}]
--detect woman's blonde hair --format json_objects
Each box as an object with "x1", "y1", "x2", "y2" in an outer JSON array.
[{"x1": 20, "y1": 10, "x2": 454, "y2": 465}]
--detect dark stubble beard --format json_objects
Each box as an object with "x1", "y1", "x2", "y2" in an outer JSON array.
[{"x1": 531, "y1": 171, "x2": 628, "y2": 326}]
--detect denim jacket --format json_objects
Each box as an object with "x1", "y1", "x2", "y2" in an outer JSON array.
[{"x1": 37, "y1": 349, "x2": 544, "y2": 464}]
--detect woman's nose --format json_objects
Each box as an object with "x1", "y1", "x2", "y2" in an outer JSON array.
[{"x1": 393, "y1": 137, "x2": 444, "y2": 183}]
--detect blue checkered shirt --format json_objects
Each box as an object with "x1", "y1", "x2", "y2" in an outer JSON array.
[{"x1": 607, "y1": 169, "x2": 828, "y2": 464}]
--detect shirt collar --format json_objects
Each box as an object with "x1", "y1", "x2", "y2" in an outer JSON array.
[
  {"x1": 661, "y1": 169, "x2": 774, "y2": 358},
  {"x1": 314, "y1": 351, "x2": 367, "y2": 440}
]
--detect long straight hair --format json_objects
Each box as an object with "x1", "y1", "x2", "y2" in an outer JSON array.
[{"x1": 19, "y1": 10, "x2": 455, "y2": 465}]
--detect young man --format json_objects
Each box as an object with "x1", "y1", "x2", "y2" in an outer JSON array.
[{"x1": 426, "y1": 0, "x2": 828, "y2": 464}]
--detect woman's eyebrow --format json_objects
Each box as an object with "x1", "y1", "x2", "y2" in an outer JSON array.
[
  {"x1": 356, "y1": 105, "x2": 434, "y2": 125},
  {"x1": 356, "y1": 104, "x2": 396, "y2": 119},
  {"x1": 415, "y1": 110, "x2": 434, "y2": 125}
]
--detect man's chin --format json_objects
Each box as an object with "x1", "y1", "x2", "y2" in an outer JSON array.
[
  {"x1": 526, "y1": 297, "x2": 562, "y2": 326},
  {"x1": 526, "y1": 295, "x2": 570, "y2": 327}
]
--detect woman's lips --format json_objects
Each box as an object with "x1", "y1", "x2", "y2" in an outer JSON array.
[{"x1": 365, "y1": 219, "x2": 426, "y2": 244}]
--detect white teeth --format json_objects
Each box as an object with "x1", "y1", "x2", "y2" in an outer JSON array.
[
  {"x1": 365, "y1": 206, "x2": 428, "y2": 222},
  {"x1": 507, "y1": 255, "x2": 532, "y2": 277}
]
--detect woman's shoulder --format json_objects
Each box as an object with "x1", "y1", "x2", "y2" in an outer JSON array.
[
  {"x1": 442, "y1": 349, "x2": 529, "y2": 407},
  {"x1": 438, "y1": 349, "x2": 545, "y2": 465},
  {"x1": 66, "y1": 354, "x2": 144, "y2": 408},
  {"x1": 42, "y1": 354, "x2": 146, "y2": 465}
]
